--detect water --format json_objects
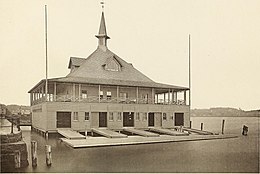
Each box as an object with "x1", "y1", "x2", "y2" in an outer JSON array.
[{"x1": 3, "y1": 117, "x2": 259, "y2": 173}]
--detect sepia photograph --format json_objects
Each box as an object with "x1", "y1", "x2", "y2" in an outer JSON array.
[{"x1": 0, "y1": 0, "x2": 259, "y2": 173}]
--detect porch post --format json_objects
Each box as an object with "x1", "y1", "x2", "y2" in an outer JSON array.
[
  {"x1": 151, "y1": 88, "x2": 154, "y2": 104},
  {"x1": 98, "y1": 85, "x2": 101, "y2": 103},
  {"x1": 156, "y1": 94, "x2": 158, "y2": 104},
  {"x1": 79, "y1": 84, "x2": 81, "y2": 101},
  {"x1": 168, "y1": 89, "x2": 170, "y2": 104},
  {"x1": 117, "y1": 86, "x2": 119, "y2": 103},
  {"x1": 174, "y1": 91, "x2": 178, "y2": 103},
  {"x1": 184, "y1": 90, "x2": 187, "y2": 105},
  {"x1": 54, "y1": 82, "x2": 56, "y2": 101},
  {"x1": 164, "y1": 93, "x2": 166, "y2": 104},
  {"x1": 30, "y1": 93, "x2": 33, "y2": 106},
  {"x1": 72, "y1": 83, "x2": 75, "y2": 101},
  {"x1": 136, "y1": 87, "x2": 139, "y2": 104},
  {"x1": 172, "y1": 89, "x2": 174, "y2": 104}
]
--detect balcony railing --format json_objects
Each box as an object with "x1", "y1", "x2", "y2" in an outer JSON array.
[{"x1": 32, "y1": 95, "x2": 187, "y2": 106}]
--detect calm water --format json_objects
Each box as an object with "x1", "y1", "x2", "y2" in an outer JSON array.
[{"x1": 3, "y1": 117, "x2": 259, "y2": 173}]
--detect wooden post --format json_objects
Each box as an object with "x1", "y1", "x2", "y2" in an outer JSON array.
[
  {"x1": 31, "y1": 141, "x2": 37, "y2": 167},
  {"x1": 45, "y1": 145, "x2": 52, "y2": 166},
  {"x1": 200, "y1": 123, "x2": 203, "y2": 131},
  {"x1": 85, "y1": 130, "x2": 88, "y2": 138},
  {"x1": 45, "y1": 131, "x2": 49, "y2": 139},
  {"x1": 221, "y1": 119, "x2": 225, "y2": 134},
  {"x1": 14, "y1": 150, "x2": 21, "y2": 168},
  {"x1": 190, "y1": 121, "x2": 192, "y2": 128},
  {"x1": 11, "y1": 118, "x2": 14, "y2": 134}
]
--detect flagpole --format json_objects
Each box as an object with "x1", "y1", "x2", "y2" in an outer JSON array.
[
  {"x1": 45, "y1": 5, "x2": 48, "y2": 101},
  {"x1": 189, "y1": 34, "x2": 191, "y2": 121}
]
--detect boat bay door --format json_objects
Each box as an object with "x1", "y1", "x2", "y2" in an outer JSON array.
[
  {"x1": 174, "y1": 113, "x2": 184, "y2": 126},
  {"x1": 57, "y1": 112, "x2": 71, "y2": 128}
]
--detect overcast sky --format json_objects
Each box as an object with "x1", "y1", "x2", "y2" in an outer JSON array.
[{"x1": 0, "y1": 0, "x2": 259, "y2": 110}]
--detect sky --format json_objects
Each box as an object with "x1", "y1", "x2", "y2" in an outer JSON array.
[{"x1": 0, "y1": 0, "x2": 259, "y2": 110}]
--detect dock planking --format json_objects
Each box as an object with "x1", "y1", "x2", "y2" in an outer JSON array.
[
  {"x1": 92, "y1": 128, "x2": 127, "y2": 138},
  {"x1": 123, "y1": 128, "x2": 160, "y2": 137},
  {"x1": 150, "y1": 127, "x2": 189, "y2": 136},
  {"x1": 57, "y1": 128, "x2": 85, "y2": 139}
]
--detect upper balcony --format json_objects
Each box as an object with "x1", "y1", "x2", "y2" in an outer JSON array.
[{"x1": 29, "y1": 81, "x2": 189, "y2": 106}]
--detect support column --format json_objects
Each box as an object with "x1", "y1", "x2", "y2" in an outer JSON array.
[
  {"x1": 151, "y1": 88, "x2": 154, "y2": 104},
  {"x1": 30, "y1": 93, "x2": 33, "y2": 106},
  {"x1": 117, "y1": 86, "x2": 119, "y2": 103},
  {"x1": 79, "y1": 84, "x2": 81, "y2": 101},
  {"x1": 174, "y1": 91, "x2": 177, "y2": 103},
  {"x1": 54, "y1": 82, "x2": 57, "y2": 101},
  {"x1": 168, "y1": 89, "x2": 170, "y2": 104},
  {"x1": 136, "y1": 87, "x2": 139, "y2": 104},
  {"x1": 184, "y1": 90, "x2": 187, "y2": 105},
  {"x1": 164, "y1": 93, "x2": 166, "y2": 104},
  {"x1": 72, "y1": 83, "x2": 75, "y2": 101},
  {"x1": 98, "y1": 85, "x2": 101, "y2": 103},
  {"x1": 172, "y1": 89, "x2": 174, "y2": 104}
]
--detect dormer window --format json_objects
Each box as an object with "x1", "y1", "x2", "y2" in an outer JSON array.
[{"x1": 103, "y1": 56, "x2": 122, "y2": 72}]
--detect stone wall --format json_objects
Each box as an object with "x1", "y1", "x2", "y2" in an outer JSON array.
[
  {"x1": 0, "y1": 131, "x2": 22, "y2": 143},
  {"x1": 0, "y1": 141, "x2": 29, "y2": 170}
]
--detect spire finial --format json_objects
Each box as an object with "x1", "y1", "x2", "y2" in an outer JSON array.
[{"x1": 100, "y1": 0, "x2": 105, "y2": 12}]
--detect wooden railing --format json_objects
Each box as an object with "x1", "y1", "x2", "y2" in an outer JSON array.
[{"x1": 32, "y1": 95, "x2": 187, "y2": 106}]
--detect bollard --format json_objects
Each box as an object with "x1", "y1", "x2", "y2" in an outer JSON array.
[
  {"x1": 190, "y1": 121, "x2": 192, "y2": 128},
  {"x1": 14, "y1": 150, "x2": 21, "y2": 168},
  {"x1": 31, "y1": 141, "x2": 37, "y2": 167},
  {"x1": 45, "y1": 145, "x2": 52, "y2": 166},
  {"x1": 221, "y1": 119, "x2": 225, "y2": 134},
  {"x1": 200, "y1": 123, "x2": 203, "y2": 131}
]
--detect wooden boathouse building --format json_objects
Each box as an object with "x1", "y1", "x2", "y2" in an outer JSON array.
[{"x1": 28, "y1": 11, "x2": 190, "y2": 135}]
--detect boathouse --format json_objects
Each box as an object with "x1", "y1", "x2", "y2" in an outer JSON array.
[{"x1": 28, "y1": 11, "x2": 190, "y2": 134}]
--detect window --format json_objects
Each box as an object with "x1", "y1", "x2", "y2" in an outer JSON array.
[
  {"x1": 163, "y1": 113, "x2": 167, "y2": 120},
  {"x1": 143, "y1": 113, "x2": 147, "y2": 121},
  {"x1": 107, "y1": 91, "x2": 112, "y2": 100},
  {"x1": 99, "y1": 91, "x2": 103, "y2": 99},
  {"x1": 117, "y1": 112, "x2": 122, "y2": 121},
  {"x1": 85, "y1": 112, "x2": 90, "y2": 121},
  {"x1": 82, "y1": 90, "x2": 87, "y2": 99},
  {"x1": 73, "y1": 112, "x2": 79, "y2": 121},
  {"x1": 136, "y1": 113, "x2": 140, "y2": 121},
  {"x1": 109, "y1": 112, "x2": 114, "y2": 121}
]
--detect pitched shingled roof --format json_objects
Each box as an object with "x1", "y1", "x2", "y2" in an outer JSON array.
[{"x1": 28, "y1": 11, "x2": 189, "y2": 93}]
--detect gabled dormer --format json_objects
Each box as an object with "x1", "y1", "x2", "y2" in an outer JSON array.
[
  {"x1": 103, "y1": 56, "x2": 122, "y2": 72},
  {"x1": 68, "y1": 57, "x2": 85, "y2": 72}
]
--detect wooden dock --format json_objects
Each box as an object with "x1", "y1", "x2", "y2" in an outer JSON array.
[
  {"x1": 150, "y1": 127, "x2": 189, "y2": 136},
  {"x1": 123, "y1": 128, "x2": 159, "y2": 137},
  {"x1": 60, "y1": 134, "x2": 238, "y2": 148},
  {"x1": 57, "y1": 128, "x2": 85, "y2": 139},
  {"x1": 92, "y1": 128, "x2": 127, "y2": 138},
  {"x1": 182, "y1": 128, "x2": 214, "y2": 135}
]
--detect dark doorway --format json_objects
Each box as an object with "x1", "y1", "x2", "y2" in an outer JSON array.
[
  {"x1": 57, "y1": 112, "x2": 71, "y2": 128},
  {"x1": 148, "y1": 113, "x2": 155, "y2": 126},
  {"x1": 175, "y1": 113, "x2": 184, "y2": 126},
  {"x1": 99, "y1": 112, "x2": 107, "y2": 127},
  {"x1": 123, "y1": 112, "x2": 134, "y2": 127}
]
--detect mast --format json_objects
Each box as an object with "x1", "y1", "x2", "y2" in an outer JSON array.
[{"x1": 45, "y1": 5, "x2": 48, "y2": 101}]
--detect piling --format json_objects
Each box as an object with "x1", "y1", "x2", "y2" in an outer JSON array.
[
  {"x1": 221, "y1": 119, "x2": 225, "y2": 134},
  {"x1": 200, "y1": 123, "x2": 203, "y2": 131},
  {"x1": 14, "y1": 150, "x2": 21, "y2": 168},
  {"x1": 11, "y1": 118, "x2": 14, "y2": 134},
  {"x1": 45, "y1": 145, "x2": 52, "y2": 166},
  {"x1": 31, "y1": 141, "x2": 37, "y2": 167}
]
